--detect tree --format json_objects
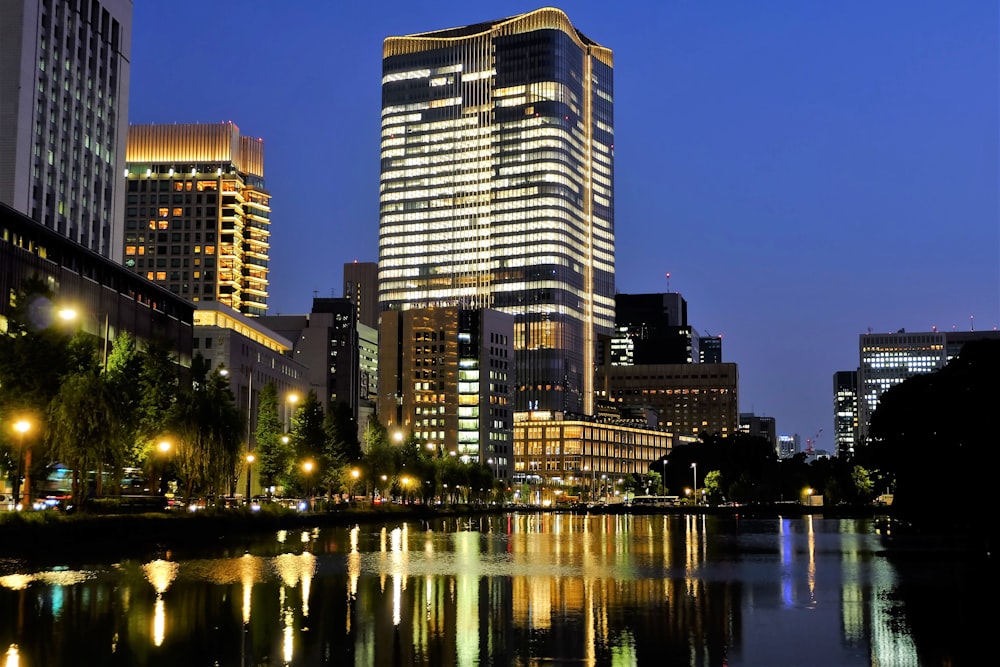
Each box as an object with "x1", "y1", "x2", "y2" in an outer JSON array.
[
  {"x1": 168, "y1": 357, "x2": 242, "y2": 501},
  {"x1": 864, "y1": 337, "x2": 1000, "y2": 544},
  {"x1": 46, "y1": 369, "x2": 114, "y2": 507},
  {"x1": 254, "y1": 382, "x2": 291, "y2": 495},
  {"x1": 288, "y1": 390, "x2": 325, "y2": 494}
]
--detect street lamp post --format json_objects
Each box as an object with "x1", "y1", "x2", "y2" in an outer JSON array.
[
  {"x1": 691, "y1": 462, "x2": 698, "y2": 506},
  {"x1": 302, "y1": 460, "x2": 314, "y2": 510},
  {"x1": 245, "y1": 454, "x2": 255, "y2": 502},
  {"x1": 350, "y1": 468, "x2": 360, "y2": 505},
  {"x1": 157, "y1": 439, "x2": 171, "y2": 495},
  {"x1": 662, "y1": 459, "x2": 668, "y2": 495},
  {"x1": 12, "y1": 420, "x2": 31, "y2": 508}
]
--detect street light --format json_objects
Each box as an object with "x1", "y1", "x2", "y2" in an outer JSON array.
[
  {"x1": 350, "y1": 468, "x2": 360, "y2": 504},
  {"x1": 393, "y1": 430, "x2": 404, "y2": 444},
  {"x1": 285, "y1": 392, "x2": 300, "y2": 432},
  {"x1": 156, "y1": 440, "x2": 172, "y2": 495},
  {"x1": 302, "y1": 460, "x2": 314, "y2": 509},
  {"x1": 12, "y1": 420, "x2": 31, "y2": 508},
  {"x1": 401, "y1": 476, "x2": 410, "y2": 505},
  {"x1": 662, "y1": 459, "x2": 668, "y2": 496},
  {"x1": 691, "y1": 462, "x2": 698, "y2": 506},
  {"x1": 58, "y1": 307, "x2": 111, "y2": 371},
  {"x1": 245, "y1": 454, "x2": 255, "y2": 502}
]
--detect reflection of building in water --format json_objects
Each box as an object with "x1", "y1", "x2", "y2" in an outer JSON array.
[{"x1": 512, "y1": 409, "x2": 672, "y2": 501}]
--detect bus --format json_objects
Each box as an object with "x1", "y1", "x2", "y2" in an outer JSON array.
[{"x1": 628, "y1": 495, "x2": 680, "y2": 508}]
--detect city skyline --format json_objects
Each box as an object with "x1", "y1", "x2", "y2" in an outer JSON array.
[{"x1": 128, "y1": 1, "x2": 999, "y2": 445}]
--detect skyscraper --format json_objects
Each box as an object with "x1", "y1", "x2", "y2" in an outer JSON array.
[
  {"x1": 123, "y1": 122, "x2": 271, "y2": 316},
  {"x1": 0, "y1": 0, "x2": 132, "y2": 259},
  {"x1": 378, "y1": 8, "x2": 615, "y2": 415},
  {"x1": 832, "y1": 370, "x2": 858, "y2": 458}
]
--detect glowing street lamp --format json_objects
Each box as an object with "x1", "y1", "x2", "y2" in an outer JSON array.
[
  {"x1": 302, "y1": 460, "x2": 315, "y2": 509},
  {"x1": 350, "y1": 468, "x2": 360, "y2": 504},
  {"x1": 245, "y1": 453, "x2": 255, "y2": 502},
  {"x1": 57, "y1": 306, "x2": 111, "y2": 370},
  {"x1": 12, "y1": 420, "x2": 31, "y2": 508}
]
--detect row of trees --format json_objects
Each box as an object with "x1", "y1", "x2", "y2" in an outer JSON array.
[
  {"x1": 0, "y1": 280, "x2": 503, "y2": 510},
  {"x1": 0, "y1": 280, "x2": 245, "y2": 507}
]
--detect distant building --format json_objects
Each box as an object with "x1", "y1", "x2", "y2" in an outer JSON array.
[
  {"x1": 512, "y1": 409, "x2": 672, "y2": 503},
  {"x1": 378, "y1": 307, "x2": 514, "y2": 479},
  {"x1": 596, "y1": 362, "x2": 739, "y2": 439},
  {"x1": 739, "y1": 413, "x2": 776, "y2": 450},
  {"x1": 343, "y1": 261, "x2": 378, "y2": 331},
  {"x1": 193, "y1": 301, "x2": 308, "y2": 439},
  {"x1": 777, "y1": 434, "x2": 799, "y2": 459},
  {"x1": 612, "y1": 293, "x2": 694, "y2": 364},
  {"x1": 123, "y1": 122, "x2": 271, "y2": 316},
  {"x1": 260, "y1": 298, "x2": 375, "y2": 426},
  {"x1": 1, "y1": 201, "x2": 193, "y2": 372},
  {"x1": 833, "y1": 370, "x2": 858, "y2": 458},
  {"x1": 0, "y1": 0, "x2": 132, "y2": 259},
  {"x1": 379, "y1": 8, "x2": 615, "y2": 415},
  {"x1": 858, "y1": 329, "x2": 1000, "y2": 444},
  {"x1": 698, "y1": 335, "x2": 723, "y2": 363}
]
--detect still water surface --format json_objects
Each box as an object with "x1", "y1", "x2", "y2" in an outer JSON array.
[{"x1": 0, "y1": 513, "x2": 982, "y2": 666}]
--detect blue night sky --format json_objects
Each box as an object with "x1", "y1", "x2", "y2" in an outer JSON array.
[{"x1": 129, "y1": 1, "x2": 999, "y2": 445}]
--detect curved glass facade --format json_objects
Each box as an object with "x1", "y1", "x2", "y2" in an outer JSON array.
[{"x1": 379, "y1": 8, "x2": 614, "y2": 414}]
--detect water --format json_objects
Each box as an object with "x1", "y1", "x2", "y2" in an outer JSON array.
[{"x1": 0, "y1": 512, "x2": 985, "y2": 666}]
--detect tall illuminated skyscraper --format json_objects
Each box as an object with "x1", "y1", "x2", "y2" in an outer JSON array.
[
  {"x1": 378, "y1": 8, "x2": 615, "y2": 414},
  {"x1": 123, "y1": 122, "x2": 271, "y2": 316},
  {"x1": 0, "y1": 0, "x2": 132, "y2": 259}
]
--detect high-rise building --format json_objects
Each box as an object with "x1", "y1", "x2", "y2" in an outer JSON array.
[
  {"x1": 857, "y1": 329, "x2": 1000, "y2": 444},
  {"x1": 833, "y1": 370, "x2": 858, "y2": 458},
  {"x1": 260, "y1": 298, "x2": 375, "y2": 424},
  {"x1": 0, "y1": 0, "x2": 132, "y2": 259},
  {"x1": 378, "y1": 8, "x2": 615, "y2": 415},
  {"x1": 343, "y1": 261, "x2": 378, "y2": 330},
  {"x1": 123, "y1": 122, "x2": 271, "y2": 316},
  {"x1": 612, "y1": 293, "x2": 693, "y2": 365},
  {"x1": 378, "y1": 306, "x2": 514, "y2": 478}
]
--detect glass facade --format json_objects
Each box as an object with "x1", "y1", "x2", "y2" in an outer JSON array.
[{"x1": 379, "y1": 8, "x2": 615, "y2": 414}]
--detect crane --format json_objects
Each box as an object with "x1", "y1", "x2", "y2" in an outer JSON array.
[{"x1": 805, "y1": 429, "x2": 822, "y2": 456}]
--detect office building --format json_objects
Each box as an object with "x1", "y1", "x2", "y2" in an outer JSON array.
[
  {"x1": 378, "y1": 306, "x2": 514, "y2": 479},
  {"x1": 777, "y1": 434, "x2": 799, "y2": 459},
  {"x1": 343, "y1": 261, "x2": 379, "y2": 330},
  {"x1": 512, "y1": 409, "x2": 672, "y2": 503},
  {"x1": 378, "y1": 8, "x2": 615, "y2": 415},
  {"x1": 260, "y1": 298, "x2": 376, "y2": 425},
  {"x1": 739, "y1": 412, "x2": 776, "y2": 449},
  {"x1": 596, "y1": 362, "x2": 738, "y2": 439},
  {"x1": 833, "y1": 370, "x2": 858, "y2": 458},
  {"x1": 698, "y1": 334, "x2": 723, "y2": 363},
  {"x1": 858, "y1": 329, "x2": 1000, "y2": 444},
  {"x1": 2, "y1": 200, "x2": 193, "y2": 370},
  {"x1": 612, "y1": 293, "x2": 693, "y2": 365},
  {"x1": 123, "y1": 122, "x2": 271, "y2": 316},
  {"x1": 0, "y1": 0, "x2": 132, "y2": 259},
  {"x1": 194, "y1": 302, "x2": 308, "y2": 439}
]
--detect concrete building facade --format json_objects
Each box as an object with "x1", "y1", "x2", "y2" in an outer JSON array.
[
  {"x1": 123, "y1": 122, "x2": 271, "y2": 316},
  {"x1": 0, "y1": 0, "x2": 132, "y2": 260}
]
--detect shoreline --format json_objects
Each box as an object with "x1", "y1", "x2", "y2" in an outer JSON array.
[{"x1": 0, "y1": 503, "x2": 882, "y2": 559}]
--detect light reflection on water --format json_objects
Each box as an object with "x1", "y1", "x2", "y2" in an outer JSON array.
[{"x1": 0, "y1": 513, "x2": 979, "y2": 666}]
